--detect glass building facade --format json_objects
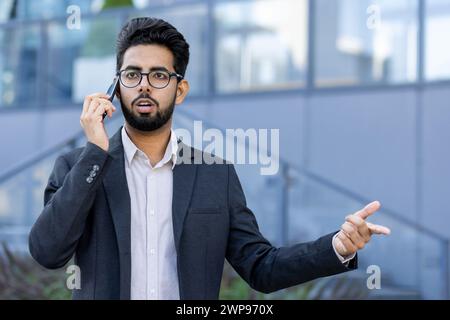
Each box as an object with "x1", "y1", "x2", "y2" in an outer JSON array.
[{"x1": 1, "y1": 0, "x2": 449, "y2": 300}]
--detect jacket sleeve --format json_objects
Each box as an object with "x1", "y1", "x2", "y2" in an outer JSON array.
[
  {"x1": 225, "y1": 164, "x2": 357, "y2": 294},
  {"x1": 29, "y1": 142, "x2": 112, "y2": 269}
]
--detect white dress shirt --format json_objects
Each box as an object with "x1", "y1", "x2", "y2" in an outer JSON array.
[
  {"x1": 122, "y1": 125, "x2": 180, "y2": 300},
  {"x1": 333, "y1": 233, "x2": 356, "y2": 264},
  {"x1": 121, "y1": 125, "x2": 353, "y2": 300}
]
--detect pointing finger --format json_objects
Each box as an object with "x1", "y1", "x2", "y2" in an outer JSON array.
[
  {"x1": 367, "y1": 222, "x2": 391, "y2": 235},
  {"x1": 355, "y1": 201, "x2": 381, "y2": 220}
]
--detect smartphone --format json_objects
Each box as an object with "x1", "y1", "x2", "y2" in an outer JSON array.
[{"x1": 102, "y1": 76, "x2": 120, "y2": 120}]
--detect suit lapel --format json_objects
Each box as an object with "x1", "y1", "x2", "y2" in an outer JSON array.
[
  {"x1": 172, "y1": 141, "x2": 197, "y2": 254},
  {"x1": 103, "y1": 126, "x2": 132, "y2": 300}
]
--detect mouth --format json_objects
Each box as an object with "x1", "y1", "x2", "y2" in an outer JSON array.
[{"x1": 134, "y1": 99, "x2": 156, "y2": 113}]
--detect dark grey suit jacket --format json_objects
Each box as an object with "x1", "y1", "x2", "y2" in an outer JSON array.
[{"x1": 29, "y1": 126, "x2": 356, "y2": 300}]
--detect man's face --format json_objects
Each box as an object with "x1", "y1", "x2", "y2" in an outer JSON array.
[{"x1": 117, "y1": 44, "x2": 185, "y2": 132}]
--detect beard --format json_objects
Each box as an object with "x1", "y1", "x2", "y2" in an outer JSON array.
[{"x1": 120, "y1": 92, "x2": 176, "y2": 132}]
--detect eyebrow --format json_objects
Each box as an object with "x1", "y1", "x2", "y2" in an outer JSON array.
[{"x1": 123, "y1": 65, "x2": 172, "y2": 72}]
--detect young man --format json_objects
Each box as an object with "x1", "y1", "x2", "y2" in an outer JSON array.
[{"x1": 29, "y1": 17, "x2": 390, "y2": 300}]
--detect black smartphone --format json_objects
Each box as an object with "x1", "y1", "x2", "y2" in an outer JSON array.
[{"x1": 102, "y1": 76, "x2": 120, "y2": 120}]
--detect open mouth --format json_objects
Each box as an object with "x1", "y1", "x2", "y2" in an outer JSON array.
[{"x1": 135, "y1": 99, "x2": 156, "y2": 113}]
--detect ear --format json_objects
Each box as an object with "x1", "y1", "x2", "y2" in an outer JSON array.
[{"x1": 175, "y1": 79, "x2": 190, "y2": 105}]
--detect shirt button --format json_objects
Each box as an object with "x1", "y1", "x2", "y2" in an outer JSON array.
[
  {"x1": 150, "y1": 248, "x2": 155, "y2": 255},
  {"x1": 149, "y1": 209, "x2": 155, "y2": 216},
  {"x1": 150, "y1": 289, "x2": 155, "y2": 295}
]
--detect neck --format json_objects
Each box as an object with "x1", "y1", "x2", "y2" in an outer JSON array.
[{"x1": 124, "y1": 120, "x2": 172, "y2": 167}]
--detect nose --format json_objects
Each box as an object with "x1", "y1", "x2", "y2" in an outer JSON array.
[{"x1": 138, "y1": 74, "x2": 152, "y2": 93}]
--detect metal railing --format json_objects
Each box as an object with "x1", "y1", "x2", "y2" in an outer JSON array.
[
  {"x1": 174, "y1": 107, "x2": 450, "y2": 299},
  {"x1": 0, "y1": 108, "x2": 448, "y2": 298}
]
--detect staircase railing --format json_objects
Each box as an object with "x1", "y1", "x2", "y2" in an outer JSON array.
[{"x1": 0, "y1": 108, "x2": 447, "y2": 299}]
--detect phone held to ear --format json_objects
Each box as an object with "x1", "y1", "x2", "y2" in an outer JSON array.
[{"x1": 102, "y1": 76, "x2": 120, "y2": 120}]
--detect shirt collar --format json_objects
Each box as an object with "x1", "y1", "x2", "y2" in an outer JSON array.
[{"x1": 121, "y1": 125, "x2": 178, "y2": 170}]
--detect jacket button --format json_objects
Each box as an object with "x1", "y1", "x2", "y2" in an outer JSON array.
[
  {"x1": 93, "y1": 165, "x2": 100, "y2": 171},
  {"x1": 86, "y1": 176, "x2": 94, "y2": 184},
  {"x1": 89, "y1": 170, "x2": 97, "y2": 177}
]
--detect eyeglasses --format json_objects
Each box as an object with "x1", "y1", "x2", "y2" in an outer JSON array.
[{"x1": 117, "y1": 69, "x2": 184, "y2": 89}]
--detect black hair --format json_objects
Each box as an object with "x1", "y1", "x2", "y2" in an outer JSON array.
[{"x1": 116, "y1": 17, "x2": 190, "y2": 77}]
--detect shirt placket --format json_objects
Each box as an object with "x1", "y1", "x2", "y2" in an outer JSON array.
[{"x1": 146, "y1": 168, "x2": 158, "y2": 299}]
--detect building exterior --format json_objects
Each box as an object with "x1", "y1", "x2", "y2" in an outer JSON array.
[{"x1": 0, "y1": 0, "x2": 449, "y2": 299}]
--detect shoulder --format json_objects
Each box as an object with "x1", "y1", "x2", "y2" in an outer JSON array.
[{"x1": 177, "y1": 142, "x2": 232, "y2": 168}]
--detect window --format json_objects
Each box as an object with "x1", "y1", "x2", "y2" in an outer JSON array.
[
  {"x1": 214, "y1": 0, "x2": 308, "y2": 93},
  {"x1": 0, "y1": 0, "x2": 15, "y2": 23},
  {"x1": 314, "y1": 0, "x2": 418, "y2": 87},
  {"x1": 46, "y1": 16, "x2": 122, "y2": 104},
  {"x1": 130, "y1": 4, "x2": 209, "y2": 96},
  {"x1": 16, "y1": 0, "x2": 92, "y2": 20},
  {"x1": 0, "y1": 25, "x2": 40, "y2": 108},
  {"x1": 425, "y1": 0, "x2": 450, "y2": 81}
]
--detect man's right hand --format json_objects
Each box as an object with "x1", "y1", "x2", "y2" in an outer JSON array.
[{"x1": 80, "y1": 93, "x2": 117, "y2": 152}]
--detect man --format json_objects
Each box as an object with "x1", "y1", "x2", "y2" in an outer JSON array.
[{"x1": 29, "y1": 17, "x2": 390, "y2": 300}]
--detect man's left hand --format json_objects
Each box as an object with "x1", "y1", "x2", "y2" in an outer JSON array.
[{"x1": 333, "y1": 200, "x2": 391, "y2": 258}]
